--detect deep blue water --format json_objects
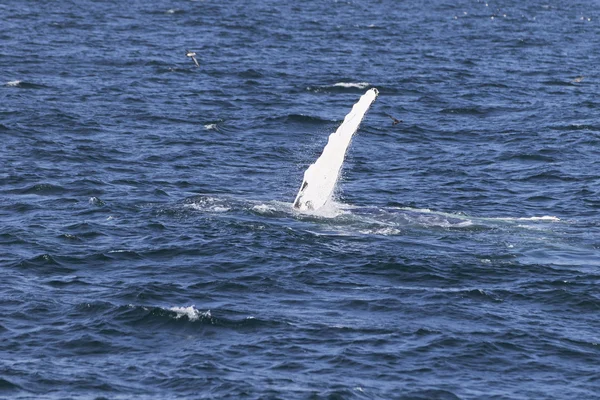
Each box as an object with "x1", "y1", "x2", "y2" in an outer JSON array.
[{"x1": 2, "y1": 0, "x2": 600, "y2": 398}]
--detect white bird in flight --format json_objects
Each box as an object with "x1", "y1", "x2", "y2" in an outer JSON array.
[{"x1": 186, "y1": 49, "x2": 199, "y2": 67}]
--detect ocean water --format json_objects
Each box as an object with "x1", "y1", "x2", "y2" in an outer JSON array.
[{"x1": 1, "y1": 0, "x2": 599, "y2": 399}]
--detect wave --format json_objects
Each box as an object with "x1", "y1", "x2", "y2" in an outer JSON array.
[
  {"x1": 45, "y1": 275, "x2": 91, "y2": 288},
  {"x1": 13, "y1": 254, "x2": 77, "y2": 274},
  {"x1": 58, "y1": 233, "x2": 83, "y2": 242},
  {"x1": 0, "y1": 377, "x2": 22, "y2": 391},
  {"x1": 306, "y1": 82, "x2": 373, "y2": 93},
  {"x1": 237, "y1": 68, "x2": 263, "y2": 79},
  {"x1": 112, "y1": 303, "x2": 280, "y2": 330},
  {"x1": 17, "y1": 183, "x2": 67, "y2": 196},
  {"x1": 358, "y1": 227, "x2": 402, "y2": 235},
  {"x1": 440, "y1": 106, "x2": 491, "y2": 115},
  {"x1": 332, "y1": 82, "x2": 371, "y2": 89},
  {"x1": 175, "y1": 194, "x2": 562, "y2": 239},
  {"x1": 169, "y1": 306, "x2": 212, "y2": 322},
  {"x1": 265, "y1": 113, "x2": 334, "y2": 124},
  {"x1": 503, "y1": 216, "x2": 560, "y2": 222},
  {"x1": 183, "y1": 196, "x2": 232, "y2": 213},
  {"x1": 551, "y1": 124, "x2": 600, "y2": 132},
  {"x1": 393, "y1": 207, "x2": 560, "y2": 223},
  {"x1": 4, "y1": 80, "x2": 48, "y2": 89}
]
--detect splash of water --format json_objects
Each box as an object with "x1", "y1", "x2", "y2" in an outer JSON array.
[
  {"x1": 169, "y1": 306, "x2": 211, "y2": 322},
  {"x1": 293, "y1": 88, "x2": 379, "y2": 211}
]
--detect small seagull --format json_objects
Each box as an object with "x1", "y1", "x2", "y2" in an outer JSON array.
[
  {"x1": 186, "y1": 49, "x2": 199, "y2": 67},
  {"x1": 572, "y1": 76, "x2": 584, "y2": 83},
  {"x1": 386, "y1": 114, "x2": 403, "y2": 125}
]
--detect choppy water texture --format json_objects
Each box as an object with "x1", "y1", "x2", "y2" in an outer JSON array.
[{"x1": 2, "y1": 0, "x2": 600, "y2": 399}]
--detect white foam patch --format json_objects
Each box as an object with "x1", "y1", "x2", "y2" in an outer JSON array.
[
  {"x1": 395, "y1": 207, "x2": 433, "y2": 213},
  {"x1": 516, "y1": 224, "x2": 549, "y2": 231},
  {"x1": 169, "y1": 306, "x2": 211, "y2": 322},
  {"x1": 436, "y1": 219, "x2": 473, "y2": 228},
  {"x1": 392, "y1": 207, "x2": 559, "y2": 225},
  {"x1": 515, "y1": 216, "x2": 560, "y2": 222},
  {"x1": 357, "y1": 285, "x2": 497, "y2": 295},
  {"x1": 482, "y1": 215, "x2": 561, "y2": 224},
  {"x1": 391, "y1": 207, "x2": 473, "y2": 227},
  {"x1": 187, "y1": 204, "x2": 230, "y2": 212},
  {"x1": 413, "y1": 216, "x2": 473, "y2": 228},
  {"x1": 252, "y1": 204, "x2": 276, "y2": 213},
  {"x1": 204, "y1": 123, "x2": 218, "y2": 131},
  {"x1": 5, "y1": 80, "x2": 21, "y2": 87},
  {"x1": 333, "y1": 82, "x2": 370, "y2": 89},
  {"x1": 184, "y1": 197, "x2": 230, "y2": 213},
  {"x1": 359, "y1": 227, "x2": 401, "y2": 235}
]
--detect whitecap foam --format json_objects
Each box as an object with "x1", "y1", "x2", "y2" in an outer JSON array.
[
  {"x1": 516, "y1": 216, "x2": 560, "y2": 222},
  {"x1": 184, "y1": 197, "x2": 230, "y2": 213},
  {"x1": 204, "y1": 123, "x2": 219, "y2": 131},
  {"x1": 169, "y1": 306, "x2": 211, "y2": 322},
  {"x1": 185, "y1": 203, "x2": 230, "y2": 212},
  {"x1": 394, "y1": 207, "x2": 433, "y2": 213},
  {"x1": 414, "y1": 216, "x2": 473, "y2": 228},
  {"x1": 392, "y1": 207, "x2": 559, "y2": 225},
  {"x1": 390, "y1": 207, "x2": 474, "y2": 228},
  {"x1": 333, "y1": 82, "x2": 370, "y2": 89},
  {"x1": 5, "y1": 80, "x2": 21, "y2": 87},
  {"x1": 484, "y1": 215, "x2": 561, "y2": 223},
  {"x1": 457, "y1": 220, "x2": 474, "y2": 227},
  {"x1": 252, "y1": 204, "x2": 276, "y2": 213},
  {"x1": 359, "y1": 227, "x2": 401, "y2": 235},
  {"x1": 516, "y1": 224, "x2": 547, "y2": 231}
]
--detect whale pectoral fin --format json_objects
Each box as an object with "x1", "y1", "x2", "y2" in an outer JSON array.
[{"x1": 292, "y1": 88, "x2": 378, "y2": 212}]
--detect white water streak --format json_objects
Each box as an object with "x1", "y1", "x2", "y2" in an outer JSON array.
[{"x1": 333, "y1": 82, "x2": 370, "y2": 89}]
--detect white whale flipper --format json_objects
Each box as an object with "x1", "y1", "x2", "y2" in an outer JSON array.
[{"x1": 293, "y1": 88, "x2": 379, "y2": 211}]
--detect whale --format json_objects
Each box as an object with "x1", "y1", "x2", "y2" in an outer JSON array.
[{"x1": 293, "y1": 88, "x2": 379, "y2": 211}]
